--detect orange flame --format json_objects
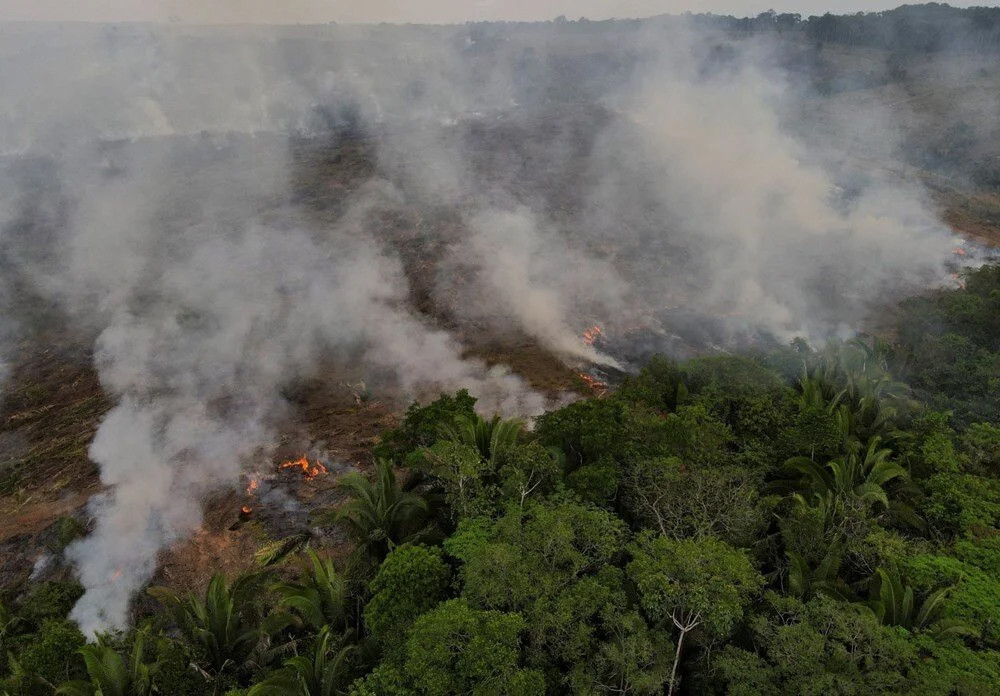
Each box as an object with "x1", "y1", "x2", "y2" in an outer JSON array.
[
  {"x1": 111, "y1": 569, "x2": 122, "y2": 582},
  {"x1": 582, "y1": 325, "x2": 604, "y2": 346},
  {"x1": 235, "y1": 476, "x2": 260, "y2": 521},
  {"x1": 952, "y1": 247, "x2": 967, "y2": 256},
  {"x1": 279, "y1": 455, "x2": 329, "y2": 480},
  {"x1": 577, "y1": 372, "x2": 608, "y2": 395}
]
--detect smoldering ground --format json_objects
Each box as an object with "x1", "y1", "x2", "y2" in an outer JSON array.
[{"x1": 0, "y1": 15, "x2": 973, "y2": 634}]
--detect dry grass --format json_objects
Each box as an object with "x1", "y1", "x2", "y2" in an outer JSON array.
[{"x1": 0, "y1": 345, "x2": 108, "y2": 496}]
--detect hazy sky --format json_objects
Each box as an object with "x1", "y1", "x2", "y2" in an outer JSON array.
[{"x1": 0, "y1": 1, "x2": 987, "y2": 24}]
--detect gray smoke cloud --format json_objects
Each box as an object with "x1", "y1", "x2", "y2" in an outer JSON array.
[
  {"x1": 348, "y1": 22, "x2": 960, "y2": 355},
  {"x1": 438, "y1": 208, "x2": 627, "y2": 366},
  {"x1": 56, "y1": 152, "x2": 547, "y2": 633},
  {"x1": 0, "y1": 28, "x2": 549, "y2": 633},
  {"x1": 575, "y1": 28, "x2": 959, "y2": 343},
  {"x1": 0, "y1": 16, "x2": 972, "y2": 633}
]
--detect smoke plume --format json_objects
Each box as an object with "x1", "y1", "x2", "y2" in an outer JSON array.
[{"x1": 0, "y1": 15, "x2": 973, "y2": 633}]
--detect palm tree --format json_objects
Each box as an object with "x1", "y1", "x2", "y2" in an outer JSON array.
[
  {"x1": 438, "y1": 414, "x2": 523, "y2": 466},
  {"x1": 795, "y1": 373, "x2": 844, "y2": 415},
  {"x1": 864, "y1": 566, "x2": 975, "y2": 639},
  {"x1": 778, "y1": 436, "x2": 908, "y2": 509},
  {"x1": 321, "y1": 459, "x2": 428, "y2": 563},
  {"x1": 786, "y1": 542, "x2": 856, "y2": 602},
  {"x1": 247, "y1": 627, "x2": 357, "y2": 696},
  {"x1": 148, "y1": 572, "x2": 291, "y2": 677},
  {"x1": 55, "y1": 631, "x2": 156, "y2": 696},
  {"x1": 254, "y1": 532, "x2": 314, "y2": 568},
  {"x1": 804, "y1": 340, "x2": 916, "y2": 449},
  {"x1": 273, "y1": 550, "x2": 348, "y2": 633},
  {"x1": 838, "y1": 341, "x2": 916, "y2": 443}
]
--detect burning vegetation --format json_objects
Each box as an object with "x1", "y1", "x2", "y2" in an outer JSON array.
[
  {"x1": 582, "y1": 325, "x2": 604, "y2": 347},
  {"x1": 279, "y1": 455, "x2": 329, "y2": 481},
  {"x1": 232, "y1": 456, "x2": 329, "y2": 526},
  {"x1": 576, "y1": 372, "x2": 609, "y2": 395},
  {"x1": 3, "y1": 4, "x2": 1000, "y2": 695}
]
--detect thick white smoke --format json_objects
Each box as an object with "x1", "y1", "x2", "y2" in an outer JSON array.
[
  {"x1": 363, "y1": 25, "x2": 959, "y2": 356},
  {"x1": 577, "y1": 32, "x2": 958, "y2": 343},
  {"x1": 437, "y1": 208, "x2": 626, "y2": 366},
  {"x1": 0, "y1": 52, "x2": 546, "y2": 631},
  {"x1": 0, "y1": 17, "x2": 970, "y2": 634},
  {"x1": 55, "y1": 160, "x2": 546, "y2": 633}
]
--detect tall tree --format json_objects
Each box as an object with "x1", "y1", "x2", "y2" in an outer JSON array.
[{"x1": 627, "y1": 533, "x2": 763, "y2": 695}]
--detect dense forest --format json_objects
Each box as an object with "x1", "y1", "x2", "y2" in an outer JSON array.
[
  {"x1": 519, "y1": 5, "x2": 1000, "y2": 54},
  {"x1": 643, "y1": 4, "x2": 1000, "y2": 53},
  {"x1": 3, "y1": 261, "x2": 999, "y2": 695}
]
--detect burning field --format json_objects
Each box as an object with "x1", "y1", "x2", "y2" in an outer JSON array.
[{"x1": 0, "y1": 14, "x2": 995, "y2": 636}]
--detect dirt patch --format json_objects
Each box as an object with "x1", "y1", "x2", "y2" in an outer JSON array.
[
  {"x1": 942, "y1": 205, "x2": 1000, "y2": 248},
  {"x1": 147, "y1": 457, "x2": 356, "y2": 600},
  {"x1": 924, "y1": 173, "x2": 1000, "y2": 248}
]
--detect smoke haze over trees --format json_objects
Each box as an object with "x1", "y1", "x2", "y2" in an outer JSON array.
[{"x1": 0, "y1": 2, "x2": 995, "y2": 683}]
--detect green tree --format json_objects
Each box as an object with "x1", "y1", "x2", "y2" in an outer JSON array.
[
  {"x1": 540, "y1": 573, "x2": 672, "y2": 695},
  {"x1": 786, "y1": 543, "x2": 856, "y2": 602},
  {"x1": 148, "y1": 572, "x2": 289, "y2": 677},
  {"x1": 836, "y1": 338, "x2": 917, "y2": 443},
  {"x1": 920, "y1": 472, "x2": 1000, "y2": 538},
  {"x1": 777, "y1": 375, "x2": 844, "y2": 463},
  {"x1": 273, "y1": 551, "x2": 348, "y2": 634},
  {"x1": 903, "y1": 554, "x2": 1000, "y2": 646},
  {"x1": 373, "y1": 391, "x2": 477, "y2": 465},
  {"x1": 778, "y1": 488, "x2": 872, "y2": 568},
  {"x1": 681, "y1": 355, "x2": 789, "y2": 472},
  {"x1": 496, "y1": 441, "x2": 562, "y2": 509},
  {"x1": 534, "y1": 399, "x2": 676, "y2": 474},
  {"x1": 864, "y1": 565, "x2": 973, "y2": 638},
  {"x1": 363, "y1": 544, "x2": 451, "y2": 656},
  {"x1": 402, "y1": 599, "x2": 544, "y2": 695},
  {"x1": 0, "y1": 598, "x2": 23, "y2": 657},
  {"x1": 16, "y1": 581, "x2": 84, "y2": 630},
  {"x1": 777, "y1": 436, "x2": 909, "y2": 510},
  {"x1": 56, "y1": 631, "x2": 157, "y2": 696},
  {"x1": 709, "y1": 593, "x2": 918, "y2": 695},
  {"x1": 567, "y1": 609, "x2": 671, "y2": 696},
  {"x1": 960, "y1": 422, "x2": 1000, "y2": 476},
  {"x1": 445, "y1": 502, "x2": 665, "y2": 692},
  {"x1": 324, "y1": 459, "x2": 428, "y2": 564},
  {"x1": 418, "y1": 441, "x2": 494, "y2": 520},
  {"x1": 627, "y1": 533, "x2": 763, "y2": 695},
  {"x1": 438, "y1": 414, "x2": 523, "y2": 467},
  {"x1": 616, "y1": 356, "x2": 686, "y2": 413},
  {"x1": 906, "y1": 635, "x2": 1000, "y2": 696},
  {"x1": 146, "y1": 637, "x2": 206, "y2": 696},
  {"x1": 247, "y1": 627, "x2": 356, "y2": 696},
  {"x1": 448, "y1": 500, "x2": 627, "y2": 612},
  {"x1": 622, "y1": 456, "x2": 767, "y2": 547},
  {"x1": 346, "y1": 664, "x2": 414, "y2": 696},
  {"x1": 4, "y1": 619, "x2": 86, "y2": 694}
]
